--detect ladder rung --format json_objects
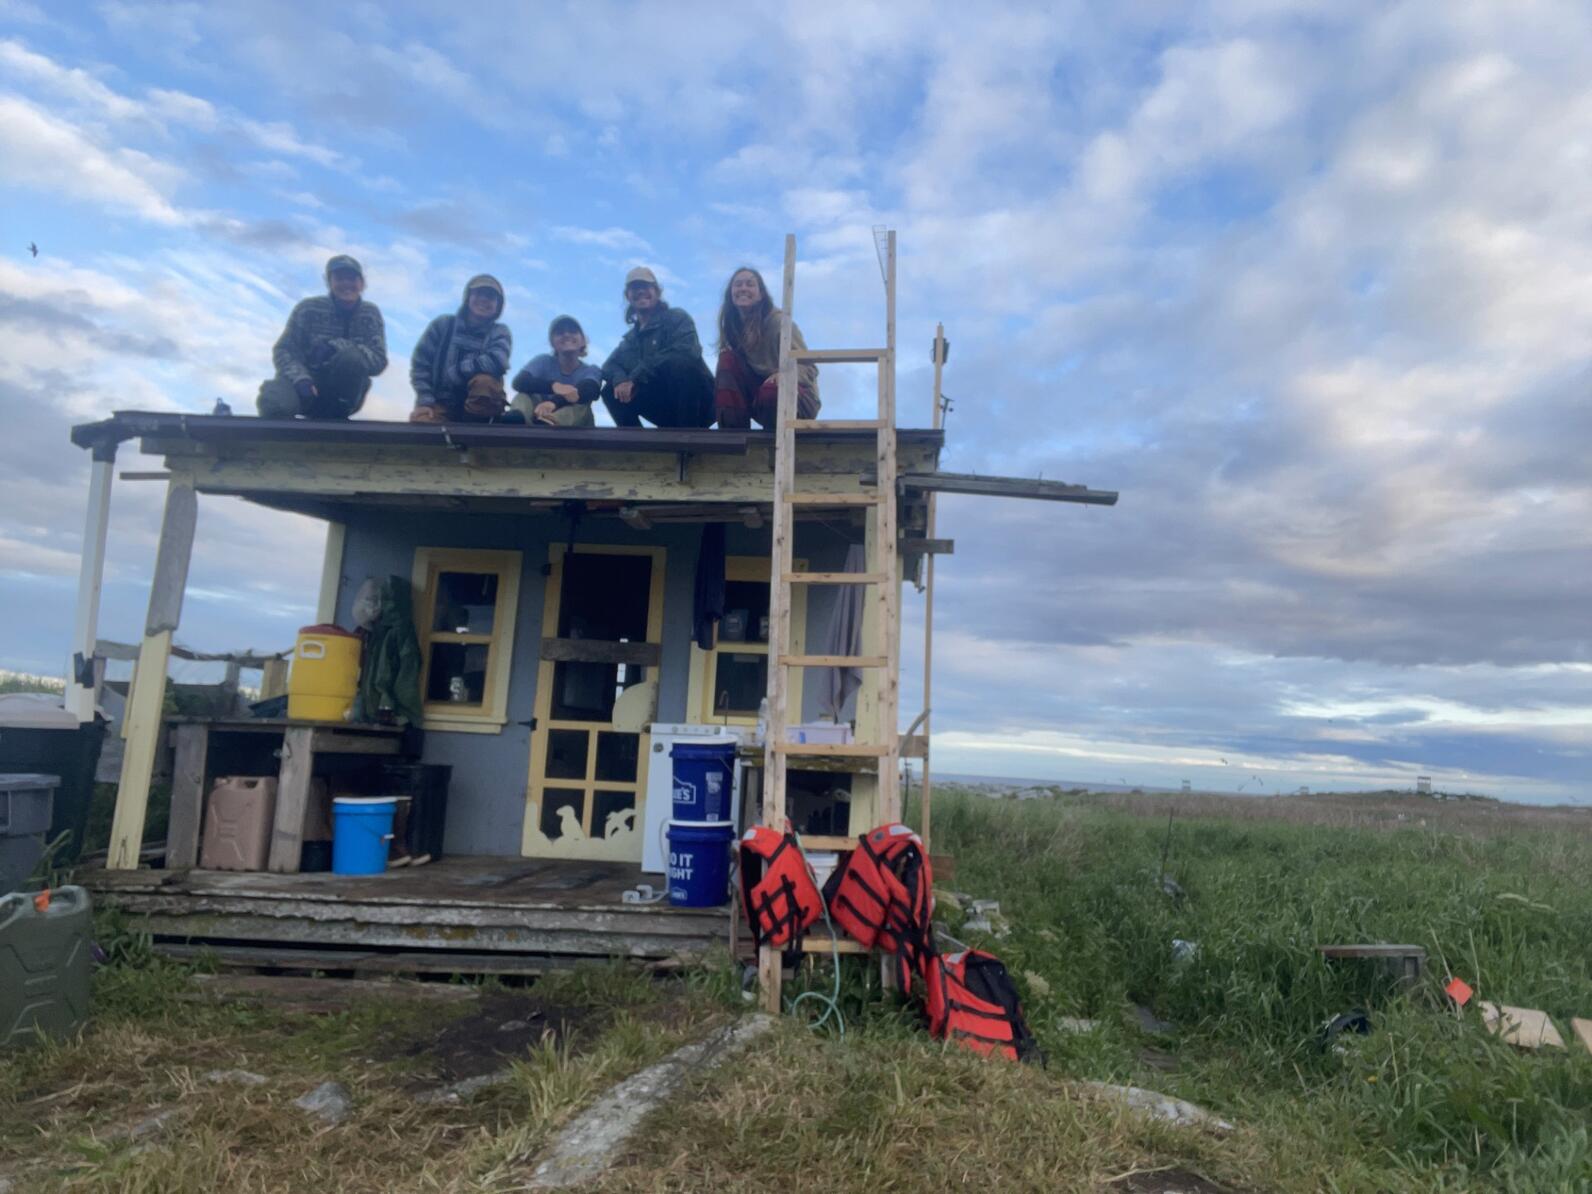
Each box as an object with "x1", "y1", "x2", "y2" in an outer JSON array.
[
  {"x1": 792, "y1": 834, "x2": 856, "y2": 851},
  {"x1": 775, "y1": 742, "x2": 892, "y2": 758},
  {"x1": 783, "y1": 493, "x2": 880, "y2": 507},
  {"x1": 790, "y1": 419, "x2": 884, "y2": 431},
  {"x1": 779, "y1": 654, "x2": 887, "y2": 668},
  {"x1": 791, "y1": 348, "x2": 887, "y2": 363},
  {"x1": 801, "y1": 936, "x2": 869, "y2": 954},
  {"x1": 782, "y1": 572, "x2": 887, "y2": 585}
]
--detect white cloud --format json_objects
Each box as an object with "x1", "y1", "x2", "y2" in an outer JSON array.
[{"x1": 549, "y1": 225, "x2": 654, "y2": 253}]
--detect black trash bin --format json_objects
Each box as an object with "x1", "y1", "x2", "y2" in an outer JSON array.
[
  {"x1": 372, "y1": 762, "x2": 451, "y2": 862},
  {"x1": 0, "y1": 696, "x2": 106, "y2": 866}
]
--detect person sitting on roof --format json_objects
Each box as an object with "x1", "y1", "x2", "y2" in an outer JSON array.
[
  {"x1": 408, "y1": 275, "x2": 518, "y2": 424},
  {"x1": 600, "y1": 267, "x2": 714, "y2": 428},
  {"x1": 512, "y1": 315, "x2": 602, "y2": 428},
  {"x1": 257, "y1": 255, "x2": 388, "y2": 420},
  {"x1": 713, "y1": 266, "x2": 820, "y2": 429}
]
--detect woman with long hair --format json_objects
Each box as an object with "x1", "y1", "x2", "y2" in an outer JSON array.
[{"x1": 713, "y1": 266, "x2": 820, "y2": 429}]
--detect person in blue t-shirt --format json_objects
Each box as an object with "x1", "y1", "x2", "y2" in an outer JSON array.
[{"x1": 511, "y1": 315, "x2": 603, "y2": 427}]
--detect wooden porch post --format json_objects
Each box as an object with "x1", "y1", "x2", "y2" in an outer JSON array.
[
  {"x1": 108, "y1": 480, "x2": 197, "y2": 870},
  {"x1": 66, "y1": 445, "x2": 116, "y2": 723},
  {"x1": 316, "y1": 521, "x2": 346, "y2": 623}
]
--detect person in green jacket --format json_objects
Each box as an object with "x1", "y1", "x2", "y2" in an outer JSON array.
[
  {"x1": 257, "y1": 255, "x2": 387, "y2": 419},
  {"x1": 600, "y1": 267, "x2": 714, "y2": 428}
]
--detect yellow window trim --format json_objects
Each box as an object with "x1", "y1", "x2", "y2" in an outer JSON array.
[
  {"x1": 685, "y1": 555, "x2": 806, "y2": 726},
  {"x1": 411, "y1": 546, "x2": 522, "y2": 731}
]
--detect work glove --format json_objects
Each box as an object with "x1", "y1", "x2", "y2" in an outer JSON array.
[{"x1": 294, "y1": 378, "x2": 316, "y2": 402}]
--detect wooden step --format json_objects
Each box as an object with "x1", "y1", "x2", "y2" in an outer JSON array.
[
  {"x1": 791, "y1": 348, "x2": 888, "y2": 363},
  {"x1": 783, "y1": 492, "x2": 881, "y2": 507},
  {"x1": 781, "y1": 571, "x2": 887, "y2": 585},
  {"x1": 778, "y1": 654, "x2": 887, "y2": 668},
  {"x1": 775, "y1": 742, "x2": 893, "y2": 758},
  {"x1": 790, "y1": 419, "x2": 884, "y2": 431}
]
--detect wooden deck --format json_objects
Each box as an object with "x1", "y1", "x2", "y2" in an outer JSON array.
[{"x1": 80, "y1": 856, "x2": 731, "y2": 976}]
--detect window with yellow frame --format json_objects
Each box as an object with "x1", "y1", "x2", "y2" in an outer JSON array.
[
  {"x1": 411, "y1": 547, "x2": 522, "y2": 732},
  {"x1": 686, "y1": 556, "x2": 805, "y2": 725}
]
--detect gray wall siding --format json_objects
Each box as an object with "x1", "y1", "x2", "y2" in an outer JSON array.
[{"x1": 335, "y1": 510, "x2": 861, "y2": 855}]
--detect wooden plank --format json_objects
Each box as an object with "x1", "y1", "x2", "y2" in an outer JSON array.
[
  {"x1": 1572, "y1": 1017, "x2": 1592, "y2": 1056},
  {"x1": 779, "y1": 654, "x2": 887, "y2": 668},
  {"x1": 1481, "y1": 1002, "x2": 1566, "y2": 1050},
  {"x1": 792, "y1": 834, "x2": 855, "y2": 851},
  {"x1": 783, "y1": 493, "x2": 879, "y2": 507},
  {"x1": 791, "y1": 348, "x2": 887, "y2": 363},
  {"x1": 316, "y1": 521, "x2": 346, "y2": 622},
  {"x1": 156, "y1": 942, "x2": 599, "y2": 977},
  {"x1": 777, "y1": 742, "x2": 890, "y2": 759},
  {"x1": 109, "y1": 479, "x2": 197, "y2": 870},
  {"x1": 899, "y1": 733, "x2": 928, "y2": 759},
  {"x1": 539, "y1": 637, "x2": 662, "y2": 666},
  {"x1": 67, "y1": 454, "x2": 114, "y2": 722},
  {"x1": 165, "y1": 723, "x2": 210, "y2": 869},
  {"x1": 900, "y1": 471, "x2": 1118, "y2": 505},
  {"x1": 260, "y1": 658, "x2": 289, "y2": 700},
  {"x1": 800, "y1": 936, "x2": 868, "y2": 954},
  {"x1": 267, "y1": 725, "x2": 316, "y2": 873},
  {"x1": 899, "y1": 538, "x2": 954, "y2": 555},
  {"x1": 306, "y1": 730, "x2": 404, "y2": 755},
  {"x1": 791, "y1": 419, "x2": 883, "y2": 431},
  {"x1": 782, "y1": 571, "x2": 886, "y2": 585}
]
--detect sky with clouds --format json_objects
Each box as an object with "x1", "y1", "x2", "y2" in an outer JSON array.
[{"x1": 0, "y1": 0, "x2": 1587, "y2": 803}]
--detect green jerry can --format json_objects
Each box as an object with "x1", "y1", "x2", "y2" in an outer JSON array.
[{"x1": 0, "y1": 885, "x2": 92, "y2": 1047}]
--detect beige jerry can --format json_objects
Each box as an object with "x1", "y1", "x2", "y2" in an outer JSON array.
[{"x1": 199, "y1": 776, "x2": 279, "y2": 871}]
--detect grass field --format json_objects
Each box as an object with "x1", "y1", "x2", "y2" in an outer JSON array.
[{"x1": 4, "y1": 786, "x2": 1590, "y2": 1191}]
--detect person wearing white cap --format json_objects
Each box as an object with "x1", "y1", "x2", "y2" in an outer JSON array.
[{"x1": 599, "y1": 266, "x2": 714, "y2": 427}]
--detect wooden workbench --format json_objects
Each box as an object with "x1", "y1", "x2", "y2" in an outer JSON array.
[{"x1": 163, "y1": 717, "x2": 415, "y2": 874}]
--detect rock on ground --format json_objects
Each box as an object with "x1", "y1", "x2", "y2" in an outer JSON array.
[
  {"x1": 1078, "y1": 1082, "x2": 1233, "y2": 1132},
  {"x1": 294, "y1": 1081, "x2": 353, "y2": 1125},
  {"x1": 529, "y1": 1015, "x2": 776, "y2": 1189}
]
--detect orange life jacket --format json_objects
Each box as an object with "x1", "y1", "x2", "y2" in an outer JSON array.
[
  {"x1": 825, "y1": 823, "x2": 934, "y2": 988},
  {"x1": 737, "y1": 826, "x2": 825, "y2": 948},
  {"x1": 923, "y1": 948, "x2": 1041, "y2": 1063}
]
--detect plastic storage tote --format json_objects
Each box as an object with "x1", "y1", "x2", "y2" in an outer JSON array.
[
  {"x1": 0, "y1": 773, "x2": 58, "y2": 893},
  {"x1": 1, "y1": 885, "x2": 91, "y2": 1048},
  {"x1": 288, "y1": 624, "x2": 361, "y2": 721}
]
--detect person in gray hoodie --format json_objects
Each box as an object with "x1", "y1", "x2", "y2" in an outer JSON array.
[{"x1": 408, "y1": 274, "x2": 516, "y2": 423}]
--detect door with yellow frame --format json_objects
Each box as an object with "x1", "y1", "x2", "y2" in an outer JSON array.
[{"x1": 522, "y1": 544, "x2": 665, "y2": 861}]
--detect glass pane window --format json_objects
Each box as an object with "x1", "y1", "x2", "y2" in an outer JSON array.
[
  {"x1": 546, "y1": 729, "x2": 590, "y2": 780},
  {"x1": 595, "y1": 732, "x2": 639, "y2": 783},
  {"x1": 711, "y1": 652, "x2": 768, "y2": 716},
  {"x1": 425, "y1": 642, "x2": 490, "y2": 705},
  {"x1": 433, "y1": 571, "x2": 499, "y2": 635},
  {"x1": 720, "y1": 579, "x2": 771, "y2": 643}
]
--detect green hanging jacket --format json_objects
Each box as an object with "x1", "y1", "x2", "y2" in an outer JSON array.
[{"x1": 353, "y1": 576, "x2": 424, "y2": 726}]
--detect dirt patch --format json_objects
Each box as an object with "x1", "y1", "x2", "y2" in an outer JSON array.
[
  {"x1": 1116, "y1": 1167, "x2": 1232, "y2": 1193},
  {"x1": 383, "y1": 991, "x2": 606, "y2": 1085}
]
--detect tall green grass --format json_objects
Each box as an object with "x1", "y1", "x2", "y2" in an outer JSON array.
[{"x1": 928, "y1": 789, "x2": 1592, "y2": 1190}]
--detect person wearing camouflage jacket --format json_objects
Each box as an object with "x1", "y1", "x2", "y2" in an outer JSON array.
[{"x1": 257, "y1": 255, "x2": 388, "y2": 419}]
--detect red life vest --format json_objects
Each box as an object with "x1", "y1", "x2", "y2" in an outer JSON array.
[
  {"x1": 737, "y1": 827, "x2": 825, "y2": 948},
  {"x1": 825, "y1": 823, "x2": 934, "y2": 988},
  {"x1": 923, "y1": 948, "x2": 1041, "y2": 1064}
]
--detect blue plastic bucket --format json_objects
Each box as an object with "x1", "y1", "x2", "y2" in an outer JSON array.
[
  {"x1": 667, "y1": 820, "x2": 735, "y2": 907},
  {"x1": 332, "y1": 797, "x2": 397, "y2": 875},
  {"x1": 670, "y1": 741, "x2": 735, "y2": 822}
]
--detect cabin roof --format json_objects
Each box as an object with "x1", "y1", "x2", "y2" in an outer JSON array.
[{"x1": 70, "y1": 411, "x2": 944, "y2": 458}]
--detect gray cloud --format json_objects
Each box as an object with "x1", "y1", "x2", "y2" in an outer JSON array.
[{"x1": 0, "y1": 293, "x2": 181, "y2": 359}]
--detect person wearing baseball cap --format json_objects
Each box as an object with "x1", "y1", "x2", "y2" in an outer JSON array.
[
  {"x1": 256, "y1": 255, "x2": 388, "y2": 419},
  {"x1": 599, "y1": 266, "x2": 714, "y2": 427},
  {"x1": 511, "y1": 315, "x2": 602, "y2": 427},
  {"x1": 408, "y1": 274, "x2": 516, "y2": 424}
]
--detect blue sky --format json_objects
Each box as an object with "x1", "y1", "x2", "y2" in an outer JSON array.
[{"x1": 0, "y1": 1, "x2": 1588, "y2": 803}]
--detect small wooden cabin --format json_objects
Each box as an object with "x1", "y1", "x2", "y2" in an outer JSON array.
[{"x1": 64, "y1": 242, "x2": 1114, "y2": 977}]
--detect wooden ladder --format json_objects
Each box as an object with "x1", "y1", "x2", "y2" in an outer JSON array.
[{"x1": 759, "y1": 231, "x2": 900, "y2": 1012}]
